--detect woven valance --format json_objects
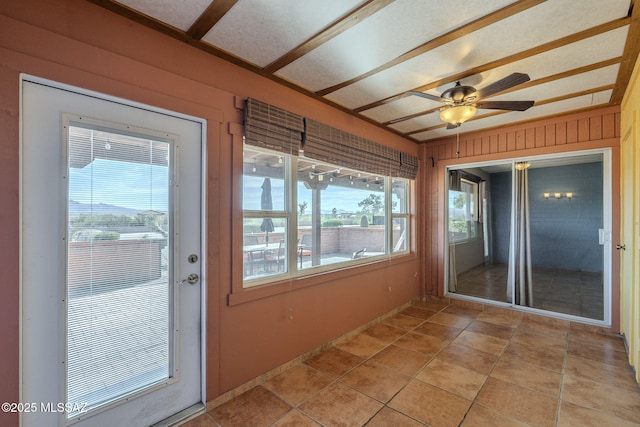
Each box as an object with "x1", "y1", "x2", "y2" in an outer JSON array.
[
  {"x1": 398, "y1": 151, "x2": 419, "y2": 180},
  {"x1": 303, "y1": 118, "x2": 419, "y2": 179},
  {"x1": 244, "y1": 98, "x2": 304, "y2": 155}
]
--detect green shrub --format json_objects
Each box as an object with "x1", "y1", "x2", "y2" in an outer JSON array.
[
  {"x1": 93, "y1": 231, "x2": 120, "y2": 241},
  {"x1": 322, "y1": 219, "x2": 343, "y2": 227},
  {"x1": 360, "y1": 215, "x2": 369, "y2": 228}
]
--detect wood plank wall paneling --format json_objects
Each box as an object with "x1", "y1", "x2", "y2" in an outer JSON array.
[
  {"x1": 425, "y1": 108, "x2": 620, "y2": 162},
  {"x1": 419, "y1": 106, "x2": 620, "y2": 297}
]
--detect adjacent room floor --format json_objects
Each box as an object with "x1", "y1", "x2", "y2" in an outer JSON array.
[
  {"x1": 454, "y1": 263, "x2": 604, "y2": 320},
  {"x1": 183, "y1": 299, "x2": 639, "y2": 426}
]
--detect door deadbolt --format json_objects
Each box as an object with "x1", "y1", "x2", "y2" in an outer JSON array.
[
  {"x1": 188, "y1": 254, "x2": 198, "y2": 263},
  {"x1": 180, "y1": 273, "x2": 199, "y2": 285}
]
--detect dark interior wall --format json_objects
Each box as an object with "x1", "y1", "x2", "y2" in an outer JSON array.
[
  {"x1": 489, "y1": 162, "x2": 604, "y2": 272},
  {"x1": 489, "y1": 171, "x2": 512, "y2": 264}
]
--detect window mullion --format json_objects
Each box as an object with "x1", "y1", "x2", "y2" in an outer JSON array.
[
  {"x1": 385, "y1": 176, "x2": 392, "y2": 255},
  {"x1": 289, "y1": 154, "x2": 298, "y2": 274}
]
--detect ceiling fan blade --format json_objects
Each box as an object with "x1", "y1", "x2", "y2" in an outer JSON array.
[
  {"x1": 446, "y1": 123, "x2": 460, "y2": 130},
  {"x1": 407, "y1": 91, "x2": 445, "y2": 103},
  {"x1": 475, "y1": 100, "x2": 534, "y2": 111},
  {"x1": 475, "y1": 73, "x2": 530, "y2": 99}
]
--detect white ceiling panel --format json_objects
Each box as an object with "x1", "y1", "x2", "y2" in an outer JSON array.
[
  {"x1": 325, "y1": 0, "x2": 629, "y2": 108},
  {"x1": 361, "y1": 26, "x2": 628, "y2": 123},
  {"x1": 362, "y1": 27, "x2": 628, "y2": 122},
  {"x1": 275, "y1": 0, "x2": 515, "y2": 92},
  {"x1": 490, "y1": 64, "x2": 620, "y2": 102},
  {"x1": 201, "y1": 0, "x2": 366, "y2": 67},
  {"x1": 390, "y1": 112, "x2": 440, "y2": 134},
  {"x1": 361, "y1": 95, "x2": 440, "y2": 122},
  {"x1": 116, "y1": 0, "x2": 212, "y2": 31}
]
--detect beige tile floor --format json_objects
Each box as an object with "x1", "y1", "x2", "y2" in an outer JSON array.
[{"x1": 184, "y1": 300, "x2": 640, "y2": 427}]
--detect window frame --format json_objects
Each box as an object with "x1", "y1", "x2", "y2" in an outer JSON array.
[
  {"x1": 241, "y1": 145, "x2": 413, "y2": 288},
  {"x1": 391, "y1": 177, "x2": 410, "y2": 254},
  {"x1": 449, "y1": 178, "x2": 479, "y2": 244}
]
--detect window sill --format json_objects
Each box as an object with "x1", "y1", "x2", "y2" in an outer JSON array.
[{"x1": 228, "y1": 252, "x2": 417, "y2": 306}]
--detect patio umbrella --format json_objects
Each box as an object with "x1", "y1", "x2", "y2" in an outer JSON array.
[{"x1": 260, "y1": 178, "x2": 274, "y2": 245}]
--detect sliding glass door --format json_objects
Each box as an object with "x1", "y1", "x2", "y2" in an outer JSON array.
[{"x1": 446, "y1": 150, "x2": 610, "y2": 323}]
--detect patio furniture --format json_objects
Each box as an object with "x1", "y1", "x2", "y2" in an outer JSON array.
[
  {"x1": 265, "y1": 239, "x2": 286, "y2": 272},
  {"x1": 243, "y1": 235, "x2": 259, "y2": 245},
  {"x1": 246, "y1": 249, "x2": 266, "y2": 276},
  {"x1": 352, "y1": 248, "x2": 367, "y2": 259},
  {"x1": 298, "y1": 234, "x2": 312, "y2": 268}
]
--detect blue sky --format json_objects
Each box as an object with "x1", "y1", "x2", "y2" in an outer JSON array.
[
  {"x1": 70, "y1": 161, "x2": 393, "y2": 214},
  {"x1": 243, "y1": 175, "x2": 383, "y2": 213},
  {"x1": 69, "y1": 159, "x2": 169, "y2": 212}
]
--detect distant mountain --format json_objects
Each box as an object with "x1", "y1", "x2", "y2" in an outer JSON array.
[
  {"x1": 68, "y1": 200, "x2": 143, "y2": 217},
  {"x1": 320, "y1": 208, "x2": 353, "y2": 215}
]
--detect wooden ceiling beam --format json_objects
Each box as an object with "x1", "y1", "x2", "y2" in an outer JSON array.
[
  {"x1": 86, "y1": 0, "x2": 190, "y2": 42},
  {"x1": 316, "y1": 0, "x2": 546, "y2": 97},
  {"x1": 610, "y1": 1, "x2": 640, "y2": 103},
  {"x1": 263, "y1": 0, "x2": 395, "y2": 74},
  {"x1": 187, "y1": 0, "x2": 238, "y2": 40},
  {"x1": 353, "y1": 16, "x2": 630, "y2": 114}
]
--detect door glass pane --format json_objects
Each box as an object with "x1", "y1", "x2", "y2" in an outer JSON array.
[
  {"x1": 447, "y1": 156, "x2": 606, "y2": 321},
  {"x1": 448, "y1": 167, "x2": 510, "y2": 303},
  {"x1": 527, "y1": 156, "x2": 604, "y2": 320},
  {"x1": 66, "y1": 125, "x2": 172, "y2": 417}
]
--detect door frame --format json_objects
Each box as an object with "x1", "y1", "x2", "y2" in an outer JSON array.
[
  {"x1": 19, "y1": 74, "x2": 208, "y2": 424},
  {"x1": 443, "y1": 148, "x2": 612, "y2": 327}
]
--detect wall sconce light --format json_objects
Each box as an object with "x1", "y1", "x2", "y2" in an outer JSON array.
[{"x1": 545, "y1": 192, "x2": 573, "y2": 200}]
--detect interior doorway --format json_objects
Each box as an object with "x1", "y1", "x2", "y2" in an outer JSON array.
[{"x1": 446, "y1": 150, "x2": 611, "y2": 324}]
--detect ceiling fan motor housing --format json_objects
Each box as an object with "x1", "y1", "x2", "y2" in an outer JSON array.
[{"x1": 441, "y1": 82, "x2": 476, "y2": 104}]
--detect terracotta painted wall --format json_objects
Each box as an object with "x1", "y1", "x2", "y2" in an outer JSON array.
[
  {"x1": 419, "y1": 106, "x2": 622, "y2": 331},
  {"x1": 0, "y1": 0, "x2": 420, "y2": 424}
]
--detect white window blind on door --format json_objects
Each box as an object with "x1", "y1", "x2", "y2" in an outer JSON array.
[{"x1": 66, "y1": 125, "x2": 173, "y2": 418}]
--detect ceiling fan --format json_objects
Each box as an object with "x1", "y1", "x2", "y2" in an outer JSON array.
[{"x1": 408, "y1": 73, "x2": 535, "y2": 129}]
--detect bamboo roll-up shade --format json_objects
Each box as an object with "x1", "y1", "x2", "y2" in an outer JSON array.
[
  {"x1": 244, "y1": 98, "x2": 304, "y2": 155},
  {"x1": 398, "y1": 152, "x2": 419, "y2": 179},
  {"x1": 303, "y1": 118, "x2": 418, "y2": 179}
]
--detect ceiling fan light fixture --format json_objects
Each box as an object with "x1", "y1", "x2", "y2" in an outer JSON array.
[{"x1": 439, "y1": 105, "x2": 477, "y2": 125}]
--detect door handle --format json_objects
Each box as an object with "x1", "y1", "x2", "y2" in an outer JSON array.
[
  {"x1": 180, "y1": 273, "x2": 199, "y2": 285},
  {"x1": 616, "y1": 244, "x2": 626, "y2": 251}
]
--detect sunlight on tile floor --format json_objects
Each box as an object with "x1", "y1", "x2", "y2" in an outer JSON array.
[{"x1": 183, "y1": 299, "x2": 639, "y2": 426}]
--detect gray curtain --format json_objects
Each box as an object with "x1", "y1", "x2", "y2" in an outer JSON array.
[
  {"x1": 448, "y1": 238, "x2": 458, "y2": 292},
  {"x1": 507, "y1": 166, "x2": 533, "y2": 306}
]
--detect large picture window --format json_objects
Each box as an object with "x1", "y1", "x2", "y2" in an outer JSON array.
[{"x1": 242, "y1": 145, "x2": 411, "y2": 287}]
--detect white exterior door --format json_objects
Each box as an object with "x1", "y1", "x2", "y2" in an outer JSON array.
[{"x1": 21, "y1": 78, "x2": 205, "y2": 426}]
